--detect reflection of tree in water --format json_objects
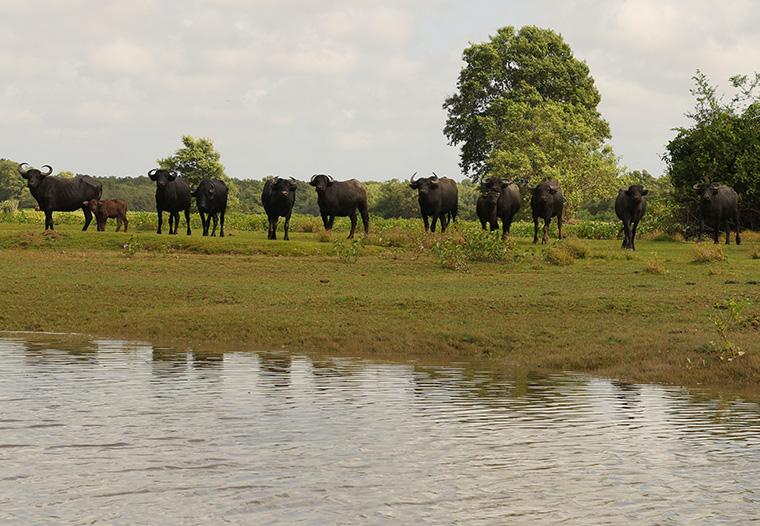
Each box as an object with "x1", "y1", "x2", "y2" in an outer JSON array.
[
  {"x1": 150, "y1": 347, "x2": 188, "y2": 380},
  {"x1": 20, "y1": 336, "x2": 99, "y2": 367},
  {"x1": 191, "y1": 351, "x2": 224, "y2": 369},
  {"x1": 256, "y1": 352, "x2": 292, "y2": 389},
  {"x1": 611, "y1": 380, "x2": 642, "y2": 420}
]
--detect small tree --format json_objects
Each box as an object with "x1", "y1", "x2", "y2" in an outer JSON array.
[
  {"x1": 0, "y1": 159, "x2": 26, "y2": 202},
  {"x1": 158, "y1": 135, "x2": 240, "y2": 209}
]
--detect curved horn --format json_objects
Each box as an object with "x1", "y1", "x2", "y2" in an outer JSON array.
[
  {"x1": 40, "y1": 165, "x2": 53, "y2": 176},
  {"x1": 431, "y1": 171, "x2": 439, "y2": 180},
  {"x1": 170, "y1": 170, "x2": 178, "y2": 177},
  {"x1": 310, "y1": 174, "x2": 318, "y2": 183},
  {"x1": 692, "y1": 182, "x2": 702, "y2": 190},
  {"x1": 148, "y1": 168, "x2": 158, "y2": 176},
  {"x1": 410, "y1": 172, "x2": 418, "y2": 183},
  {"x1": 289, "y1": 176, "x2": 296, "y2": 182},
  {"x1": 327, "y1": 174, "x2": 334, "y2": 182},
  {"x1": 17, "y1": 162, "x2": 30, "y2": 174}
]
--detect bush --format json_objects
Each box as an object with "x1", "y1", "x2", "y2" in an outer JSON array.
[
  {"x1": 544, "y1": 245, "x2": 575, "y2": 266},
  {"x1": 563, "y1": 239, "x2": 588, "y2": 259},
  {"x1": 432, "y1": 239, "x2": 469, "y2": 272},
  {"x1": 692, "y1": 243, "x2": 727, "y2": 263},
  {"x1": 333, "y1": 239, "x2": 362, "y2": 263},
  {"x1": 643, "y1": 258, "x2": 668, "y2": 274},
  {"x1": 461, "y1": 230, "x2": 515, "y2": 262},
  {"x1": 751, "y1": 246, "x2": 760, "y2": 260}
]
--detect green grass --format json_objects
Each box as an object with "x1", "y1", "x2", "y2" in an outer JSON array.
[{"x1": 1, "y1": 222, "x2": 759, "y2": 396}]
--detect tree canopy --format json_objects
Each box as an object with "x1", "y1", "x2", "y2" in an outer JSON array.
[
  {"x1": 664, "y1": 71, "x2": 760, "y2": 227},
  {"x1": 443, "y1": 25, "x2": 620, "y2": 212},
  {"x1": 158, "y1": 135, "x2": 240, "y2": 209}
]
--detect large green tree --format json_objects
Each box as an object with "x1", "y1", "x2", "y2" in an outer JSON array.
[
  {"x1": 443, "y1": 25, "x2": 619, "y2": 212},
  {"x1": 665, "y1": 71, "x2": 760, "y2": 227},
  {"x1": 0, "y1": 159, "x2": 25, "y2": 204},
  {"x1": 158, "y1": 135, "x2": 240, "y2": 209}
]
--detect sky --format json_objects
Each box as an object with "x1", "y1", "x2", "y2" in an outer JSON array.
[{"x1": 2, "y1": 0, "x2": 758, "y2": 181}]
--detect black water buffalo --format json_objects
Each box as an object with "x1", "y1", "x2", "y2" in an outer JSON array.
[
  {"x1": 309, "y1": 174, "x2": 369, "y2": 239},
  {"x1": 148, "y1": 168, "x2": 192, "y2": 235},
  {"x1": 83, "y1": 199, "x2": 129, "y2": 232},
  {"x1": 193, "y1": 179, "x2": 228, "y2": 237},
  {"x1": 530, "y1": 180, "x2": 564, "y2": 244},
  {"x1": 261, "y1": 177, "x2": 297, "y2": 240},
  {"x1": 480, "y1": 177, "x2": 522, "y2": 240},
  {"x1": 693, "y1": 182, "x2": 741, "y2": 244},
  {"x1": 409, "y1": 172, "x2": 458, "y2": 233},
  {"x1": 477, "y1": 188, "x2": 500, "y2": 231},
  {"x1": 18, "y1": 163, "x2": 101, "y2": 231},
  {"x1": 615, "y1": 184, "x2": 648, "y2": 250}
]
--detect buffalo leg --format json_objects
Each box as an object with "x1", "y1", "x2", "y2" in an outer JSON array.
[
  {"x1": 347, "y1": 211, "x2": 357, "y2": 239},
  {"x1": 211, "y1": 214, "x2": 218, "y2": 237},
  {"x1": 271, "y1": 217, "x2": 278, "y2": 240},
  {"x1": 168, "y1": 212, "x2": 175, "y2": 234},
  {"x1": 431, "y1": 214, "x2": 438, "y2": 233},
  {"x1": 440, "y1": 213, "x2": 448, "y2": 233},
  {"x1": 501, "y1": 219, "x2": 508, "y2": 241},
  {"x1": 725, "y1": 219, "x2": 731, "y2": 245},
  {"x1": 184, "y1": 209, "x2": 191, "y2": 236},
  {"x1": 422, "y1": 214, "x2": 430, "y2": 232},
  {"x1": 479, "y1": 217, "x2": 487, "y2": 230},
  {"x1": 200, "y1": 212, "x2": 208, "y2": 236},
  {"x1": 156, "y1": 209, "x2": 163, "y2": 234},
  {"x1": 283, "y1": 213, "x2": 291, "y2": 240},
  {"x1": 631, "y1": 220, "x2": 639, "y2": 250},
  {"x1": 543, "y1": 218, "x2": 550, "y2": 244},
  {"x1": 359, "y1": 204, "x2": 369, "y2": 235},
  {"x1": 621, "y1": 219, "x2": 631, "y2": 249},
  {"x1": 115, "y1": 216, "x2": 121, "y2": 232},
  {"x1": 320, "y1": 212, "x2": 330, "y2": 231},
  {"x1": 557, "y1": 214, "x2": 563, "y2": 240},
  {"x1": 82, "y1": 207, "x2": 93, "y2": 231},
  {"x1": 219, "y1": 210, "x2": 225, "y2": 237},
  {"x1": 327, "y1": 215, "x2": 336, "y2": 230},
  {"x1": 44, "y1": 209, "x2": 54, "y2": 230},
  {"x1": 532, "y1": 216, "x2": 539, "y2": 244},
  {"x1": 123, "y1": 215, "x2": 128, "y2": 233},
  {"x1": 712, "y1": 220, "x2": 719, "y2": 244}
]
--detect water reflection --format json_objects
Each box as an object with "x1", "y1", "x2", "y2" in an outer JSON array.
[{"x1": 1, "y1": 334, "x2": 760, "y2": 524}]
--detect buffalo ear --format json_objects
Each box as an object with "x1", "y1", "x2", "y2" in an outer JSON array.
[
  {"x1": 430, "y1": 179, "x2": 440, "y2": 187},
  {"x1": 641, "y1": 189, "x2": 649, "y2": 196},
  {"x1": 288, "y1": 181, "x2": 297, "y2": 191},
  {"x1": 711, "y1": 187, "x2": 719, "y2": 195},
  {"x1": 326, "y1": 179, "x2": 335, "y2": 186},
  {"x1": 82, "y1": 201, "x2": 89, "y2": 207},
  {"x1": 409, "y1": 182, "x2": 418, "y2": 189},
  {"x1": 309, "y1": 180, "x2": 318, "y2": 187},
  {"x1": 548, "y1": 187, "x2": 557, "y2": 194},
  {"x1": 624, "y1": 189, "x2": 632, "y2": 197},
  {"x1": 167, "y1": 171, "x2": 178, "y2": 181}
]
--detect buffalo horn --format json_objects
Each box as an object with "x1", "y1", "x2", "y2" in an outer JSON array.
[
  {"x1": 431, "y1": 171, "x2": 439, "y2": 180},
  {"x1": 17, "y1": 162, "x2": 30, "y2": 174},
  {"x1": 40, "y1": 165, "x2": 53, "y2": 176},
  {"x1": 148, "y1": 169, "x2": 158, "y2": 176},
  {"x1": 410, "y1": 172, "x2": 417, "y2": 183}
]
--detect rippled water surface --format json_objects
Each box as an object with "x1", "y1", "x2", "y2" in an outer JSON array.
[{"x1": 2, "y1": 335, "x2": 760, "y2": 524}]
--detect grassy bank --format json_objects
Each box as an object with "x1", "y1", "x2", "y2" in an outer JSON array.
[{"x1": 0, "y1": 223, "x2": 759, "y2": 395}]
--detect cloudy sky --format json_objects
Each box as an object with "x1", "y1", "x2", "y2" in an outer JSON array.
[{"x1": 1, "y1": 1, "x2": 757, "y2": 181}]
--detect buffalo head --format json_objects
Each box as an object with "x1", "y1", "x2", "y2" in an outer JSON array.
[
  {"x1": 271, "y1": 177, "x2": 297, "y2": 199},
  {"x1": 18, "y1": 163, "x2": 53, "y2": 191},
  {"x1": 192, "y1": 180, "x2": 218, "y2": 210},
  {"x1": 693, "y1": 182, "x2": 721, "y2": 202},
  {"x1": 309, "y1": 174, "x2": 334, "y2": 193},
  {"x1": 531, "y1": 180, "x2": 561, "y2": 201},
  {"x1": 409, "y1": 172, "x2": 440, "y2": 195},
  {"x1": 623, "y1": 184, "x2": 649, "y2": 203},
  {"x1": 82, "y1": 198, "x2": 101, "y2": 212},
  {"x1": 148, "y1": 168, "x2": 178, "y2": 190}
]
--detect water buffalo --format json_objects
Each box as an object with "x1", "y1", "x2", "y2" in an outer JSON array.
[
  {"x1": 615, "y1": 185, "x2": 648, "y2": 250},
  {"x1": 530, "y1": 180, "x2": 564, "y2": 244},
  {"x1": 18, "y1": 163, "x2": 102, "y2": 231},
  {"x1": 309, "y1": 174, "x2": 369, "y2": 239},
  {"x1": 477, "y1": 189, "x2": 500, "y2": 231},
  {"x1": 261, "y1": 177, "x2": 296, "y2": 240},
  {"x1": 192, "y1": 179, "x2": 228, "y2": 237},
  {"x1": 409, "y1": 172, "x2": 458, "y2": 233},
  {"x1": 148, "y1": 168, "x2": 191, "y2": 235},
  {"x1": 480, "y1": 177, "x2": 522, "y2": 240},
  {"x1": 693, "y1": 182, "x2": 741, "y2": 244},
  {"x1": 83, "y1": 199, "x2": 128, "y2": 232}
]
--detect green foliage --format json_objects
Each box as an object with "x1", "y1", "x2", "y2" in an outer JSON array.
[
  {"x1": 461, "y1": 229, "x2": 515, "y2": 262},
  {"x1": 443, "y1": 25, "x2": 620, "y2": 214},
  {"x1": 333, "y1": 239, "x2": 362, "y2": 263},
  {"x1": 0, "y1": 159, "x2": 25, "y2": 202},
  {"x1": 665, "y1": 71, "x2": 760, "y2": 228},
  {"x1": 432, "y1": 239, "x2": 470, "y2": 272},
  {"x1": 371, "y1": 178, "x2": 420, "y2": 218},
  {"x1": 701, "y1": 298, "x2": 752, "y2": 361},
  {"x1": 543, "y1": 244, "x2": 576, "y2": 266},
  {"x1": 158, "y1": 135, "x2": 241, "y2": 210}
]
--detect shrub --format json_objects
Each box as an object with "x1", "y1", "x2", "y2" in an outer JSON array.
[
  {"x1": 692, "y1": 243, "x2": 727, "y2": 263},
  {"x1": 333, "y1": 239, "x2": 362, "y2": 263},
  {"x1": 751, "y1": 246, "x2": 760, "y2": 260},
  {"x1": 432, "y1": 239, "x2": 469, "y2": 272},
  {"x1": 543, "y1": 245, "x2": 575, "y2": 266},
  {"x1": 315, "y1": 230, "x2": 334, "y2": 243},
  {"x1": 462, "y1": 230, "x2": 514, "y2": 262},
  {"x1": 643, "y1": 258, "x2": 667, "y2": 274},
  {"x1": 699, "y1": 297, "x2": 753, "y2": 361},
  {"x1": 563, "y1": 239, "x2": 588, "y2": 259}
]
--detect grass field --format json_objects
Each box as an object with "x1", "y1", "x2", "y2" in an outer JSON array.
[{"x1": 0, "y1": 221, "x2": 759, "y2": 395}]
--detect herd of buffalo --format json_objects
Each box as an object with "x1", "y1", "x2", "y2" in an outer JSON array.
[{"x1": 16, "y1": 163, "x2": 744, "y2": 248}]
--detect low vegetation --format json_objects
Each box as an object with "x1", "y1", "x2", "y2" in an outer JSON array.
[{"x1": 1, "y1": 222, "x2": 759, "y2": 397}]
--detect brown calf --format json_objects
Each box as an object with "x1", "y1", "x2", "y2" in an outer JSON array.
[{"x1": 83, "y1": 199, "x2": 129, "y2": 232}]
